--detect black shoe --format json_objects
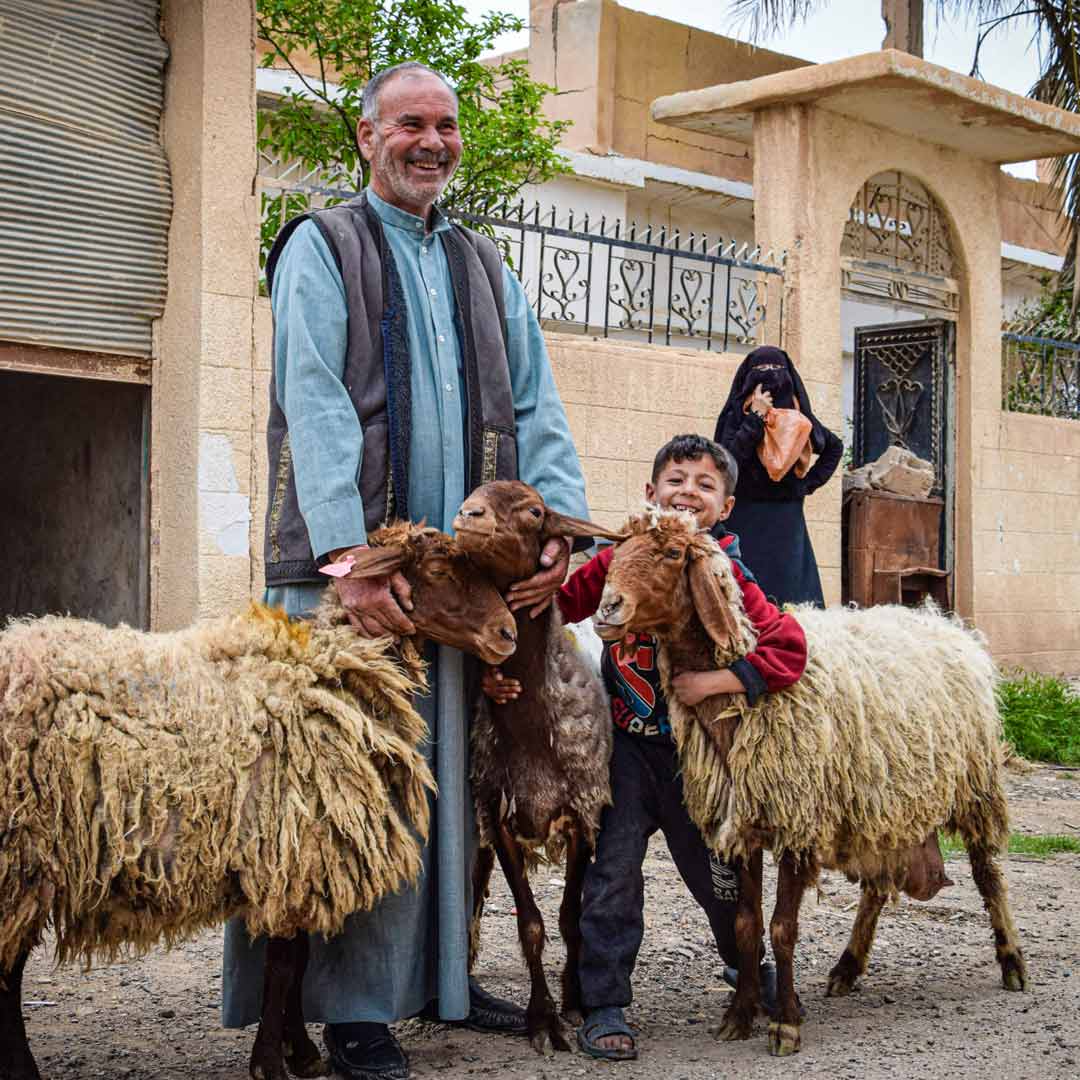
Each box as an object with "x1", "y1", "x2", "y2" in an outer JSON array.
[
  {"x1": 417, "y1": 977, "x2": 528, "y2": 1036},
  {"x1": 323, "y1": 1022, "x2": 409, "y2": 1080},
  {"x1": 722, "y1": 962, "x2": 780, "y2": 1017}
]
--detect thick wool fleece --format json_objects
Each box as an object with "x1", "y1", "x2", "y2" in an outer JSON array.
[
  {"x1": 620, "y1": 511, "x2": 1009, "y2": 896},
  {"x1": 0, "y1": 603, "x2": 434, "y2": 972}
]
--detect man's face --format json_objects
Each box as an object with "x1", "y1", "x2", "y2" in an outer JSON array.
[
  {"x1": 358, "y1": 72, "x2": 462, "y2": 219},
  {"x1": 645, "y1": 454, "x2": 734, "y2": 531}
]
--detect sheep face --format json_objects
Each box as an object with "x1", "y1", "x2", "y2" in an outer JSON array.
[
  {"x1": 594, "y1": 510, "x2": 744, "y2": 656},
  {"x1": 343, "y1": 526, "x2": 518, "y2": 664},
  {"x1": 453, "y1": 480, "x2": 624, "y2": 584}
]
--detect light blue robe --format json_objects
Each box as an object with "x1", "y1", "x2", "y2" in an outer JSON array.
[{"x1": 222, "y1": 190, "x2": 588, "y2": 1027}]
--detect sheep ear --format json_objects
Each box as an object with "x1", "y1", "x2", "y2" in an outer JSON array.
[
  {"x1": 342, "y1": 546, "x2": 407, "y2": 579},
  {"x1": 686, "y1": 549, "x2": 739, "y2": 651},
  {"x1": 543, "y1": 509, "x2": 627, "y2": 544}
]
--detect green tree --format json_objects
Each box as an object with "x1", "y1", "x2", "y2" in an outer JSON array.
[
  {"x1": 257, "y1": 0, "x2": 571, "y2": 266},
  {"x1": 732, "y1": 1, "x2": 1080, "y2": 320}
]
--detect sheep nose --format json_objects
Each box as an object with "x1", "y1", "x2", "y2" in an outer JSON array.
[{"x1": 499, "y1": 626, "x2": 516, "y2": 644}]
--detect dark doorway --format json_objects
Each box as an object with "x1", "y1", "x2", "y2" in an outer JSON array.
[
  {"x1": 851, "y1": 319, "x2": 953, "y2": 495},
  {"x1": 0, "y1": 371, "x2": 149, "y2": 627},
  {"x1": 844, "y1": 318, "x2": 956, "y2": 607}
]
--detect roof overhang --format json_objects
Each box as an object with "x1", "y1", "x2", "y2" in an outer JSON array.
[{"x1": 652, "y1": 49, "x2": 1080, "y2": 165}]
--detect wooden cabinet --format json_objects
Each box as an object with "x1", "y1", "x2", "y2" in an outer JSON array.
[{"x1": 844, "y1": 489, "x2": 950, "y2": 609}]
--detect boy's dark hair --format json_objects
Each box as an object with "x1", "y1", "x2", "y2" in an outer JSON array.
[{"x1": 651, "y1": 433, "x2": 738, "y2": 494}]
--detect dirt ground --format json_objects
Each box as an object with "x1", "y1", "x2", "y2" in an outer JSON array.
[{"x1": 20, "y1": 765, "x2": 1080, "y2": 1080}]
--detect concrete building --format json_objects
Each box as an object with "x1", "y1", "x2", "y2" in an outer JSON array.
[{"x1": 1, "y1": 0, "x2": 1076, "y2": 673}]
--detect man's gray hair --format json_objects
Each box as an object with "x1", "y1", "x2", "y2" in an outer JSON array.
[{"x1": 361, "y1": 62, "x2": 459, "y2": 123}]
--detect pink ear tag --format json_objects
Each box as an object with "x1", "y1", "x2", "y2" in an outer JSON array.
[{"x1": 319, "y1": 555, "x2": 356, "y2": 578}]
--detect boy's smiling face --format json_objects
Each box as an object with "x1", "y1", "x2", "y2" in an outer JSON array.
[{"x1": 645, "y1": 453, "x2": 734, "y2": 531}]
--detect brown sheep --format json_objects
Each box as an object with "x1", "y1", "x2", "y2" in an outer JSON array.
[
  {"x1": 0, "y1": 525, "x2": 516, "y2": 1080},
  {"x1": 452, "y1": 481, "x2": 624, "y2": 1054},
  {"x1": 592, "y1": 507, "x2": 1028, "y2": 1058}
]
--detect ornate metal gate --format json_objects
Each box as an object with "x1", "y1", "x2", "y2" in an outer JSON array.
[{"x1": 852, "y1": 319, "x2": 953, "y2": 497}]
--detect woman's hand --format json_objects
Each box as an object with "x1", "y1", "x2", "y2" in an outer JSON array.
[
  {"x1": 481, "y1": 666, "x2": 522, "y2": 704},
  {"x1": 749, "y1": 383, "x2": 773, "y2": 419}
]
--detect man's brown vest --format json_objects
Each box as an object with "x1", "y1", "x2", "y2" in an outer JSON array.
[{"x1": 263, "y1": 192, "x2": 518, "y2": 586}]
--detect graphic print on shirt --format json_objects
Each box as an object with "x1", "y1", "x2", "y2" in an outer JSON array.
[{"x1": 603, "y1": 632, "x2": 670, "y2": 738}]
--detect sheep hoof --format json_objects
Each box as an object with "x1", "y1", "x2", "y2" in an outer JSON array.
[
  {"x1": 1002, "y1": 962, "x2": 1029, "y2": 992},
  {"x1": 286, "y1": 1050, "x2": 330, "y2": 1077},
  {"x1": 562, "y1": 1007, "x2": 584, "y2": 1027},
  {"x1": 712, "y1": 1006, "x2": 754, "y2": 1042},
  {"x1": 825, "y1": 973, "x2": 855, "y2": 997},
  {"x1": 768, "y1": 1021, "x2": 801, "y2": 1057}
]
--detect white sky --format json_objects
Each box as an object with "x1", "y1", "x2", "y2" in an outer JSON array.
[{"x1": 463, "y1": 0, "x2": 1048, "y2": 178}]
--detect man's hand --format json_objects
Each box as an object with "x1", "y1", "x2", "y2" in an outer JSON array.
[
  {"x1": 505, "y1": 537, "x2": 571, "y2": 618},
  {"x1": 481, "y1": 666, "x2": 522, "y2": 704},
  {"x1": 334, "y1": 570, "x2": 415, "y2": 638}
]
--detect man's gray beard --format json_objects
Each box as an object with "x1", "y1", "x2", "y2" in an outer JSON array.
[{"x1": 371, "y1": 141, "x2": 457, "y2": 209}]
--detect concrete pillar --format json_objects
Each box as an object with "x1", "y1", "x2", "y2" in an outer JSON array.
[
  {"x1": 529, "y1": 0, "x2": 617, "y2": 153},
  {"x1": 155, "y1": 0, "x2": 258, "y2": 628},
  {"x1": 882, "y1": 0, "x2": 924, "y2": 57}
]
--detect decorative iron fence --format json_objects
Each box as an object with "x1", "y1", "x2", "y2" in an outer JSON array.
[
  {"x1": 1001, "y1": 333, "x2": 1080, "y2": 421},
  {"x1": 259, "y1": 180, "x2": 785, "y2": 352}
]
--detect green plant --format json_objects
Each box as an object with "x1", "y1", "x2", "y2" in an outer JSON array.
[
  {"x1": 256, "y1": 0, "x2": 571, "y2": 268},
  {"x1": 940, "y1": 832, "x2": 1080, "y2": 858},
  {"x1": 997, "y1": 669, "x2": 1080, "y2": 766}
]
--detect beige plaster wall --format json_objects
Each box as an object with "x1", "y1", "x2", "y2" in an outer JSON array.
[
  {"x1": 156, "y1": 0, "x2": 259, "y2": 628},
  {"x1": 973, "y1": 412, "x2": 1080, "y2": 673},
  {"x1": 999, "y1": 174, "x2": 1068, "y2": 259},
  {"x1": 528, "y1": 0, "x2": 805, "y2": 177}
]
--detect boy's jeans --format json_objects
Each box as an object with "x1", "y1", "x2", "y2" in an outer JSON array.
[{"x1": 578, "y1": 729, "x2": 740, "y2": 1009}]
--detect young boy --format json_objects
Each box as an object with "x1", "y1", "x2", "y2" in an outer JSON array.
[{"x1": 483, "y1": 434, "x2": 807, "y2": 1060}]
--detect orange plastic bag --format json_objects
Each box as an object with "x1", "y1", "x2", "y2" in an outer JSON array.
[{"x1": 745, "y1": 398, "x2": 812, "y2": 482}]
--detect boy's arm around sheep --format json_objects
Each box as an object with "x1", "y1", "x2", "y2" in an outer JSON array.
[{"x1": 555, "y1": 541, "x2": 807, "y2": 706}]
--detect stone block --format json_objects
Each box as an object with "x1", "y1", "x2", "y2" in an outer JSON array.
[
  {"x1": 973, "y1": 528, "x2": 1008, "y2": 574},
  {"x1": 254, "y1": 297, "x2": 273, "y2": 372},
  {"x1": 1054, "y1": 417, "x2": 1080, "y2": 455},
  {"x1": 819, "y1": 566, "x2": 841, "y2": 607},
  {"x1": 972, "y1": 492, "x2": 1004, "y2": 534},
  {"x1": 1002, "y1": 411, "x2": 1059, "y2": 457},
  {"x1": 198, "y1": 553, "x2": 253, "y2": 619},
  {"x1": 198, "y1": 428, "x2": 252, "y2": 495},
  {"x1": 199, "y1": 365, "x2": 255, "y2": 431},
  {"x1": 867, "y1": 445, "x2": 934, "y2": 498},
  {"x1": 1054, "y1": 493, "x2": 1080, "y2": 534},
  {"x1": 612, "y1": 98, "x2": 647, "y2": 159},
  {"x1": 582, "y1": 456, "x2": 629, "y2": 512},
  {"x1": 1002, "y1": 490, "x2": 1055, "y2": 534},
  {"x1": 1054, "y1": 527, "x2": 1080, "y2": 574},
  {"x1": 201, "y1": 292, "x2": 254, "y2": 369},
  {"x1": 999, "y1": 449, "x2": 1037, "y2": 492},
  {"x1": 972, "y1": 408, "x2": 1003, "y2": 452},
  {"x1": 973, "y1": 571, "x2": 1007, "y2": 614}
]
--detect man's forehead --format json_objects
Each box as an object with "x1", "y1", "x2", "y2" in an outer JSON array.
[{"x1": 381, "y1": 72, "x2": 458, "y2": 116}]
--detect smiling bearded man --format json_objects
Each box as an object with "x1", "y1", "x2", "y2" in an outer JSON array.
[{"x1": 221, "y1": 62, "x2": 590, "y2": 1080}]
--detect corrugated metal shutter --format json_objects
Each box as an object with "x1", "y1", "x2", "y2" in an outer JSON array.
[{"x1": 0, "y1": 0, "x2": 171, "y2": 358}]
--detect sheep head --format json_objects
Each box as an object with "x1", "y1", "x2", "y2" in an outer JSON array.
[
  {"x1": 593, "y1": 508, "x2": 749, "y2": 664},
  {"x1": 329, "y1": 524, "x2": 518, "y2": 664},
  {"x1": 452, "y1": 480, "x2": 625, "y2": 586}
]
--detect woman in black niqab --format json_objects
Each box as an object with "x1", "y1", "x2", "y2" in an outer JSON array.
[{"x1": 713, "y1": 345, "x2": 843, "y2": 606}]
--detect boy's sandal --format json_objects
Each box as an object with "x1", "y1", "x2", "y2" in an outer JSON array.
[{"x1": 577, "y1": 1006, "x2": 638, "y2": 1061}]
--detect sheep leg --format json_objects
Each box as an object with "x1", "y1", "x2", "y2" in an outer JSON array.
[
  {"x1": 965, "y1": 841, "x2": 1029, "y2": 992},
  {"x1": 558, "y1": 829, "x2": 589, "y2": 1023},
  {"x1": 0, "y1": 948, "x2": 40, "y2": 1080},
  {"x1": 493, "y1": 822, "x2": 569, "y2": 1056},
  {"x1": 826, "y1": 883, "x2": 887, "y2": 997},
  {"x1": 714, "y1": 849, "x2": 763, "y2": 1043},
  {"x1": 768, "y1": 852, "x2": 814, "y2": 1057},
  {"x1": 282, "y1": 934, "x2": 328, "y2": 1077},
  {"x1": 250, "y1": 936, "x2": 298, "y2": 1080},
  {"x1": 469, "y1": 843, "x2": 496, "y2": 972}
]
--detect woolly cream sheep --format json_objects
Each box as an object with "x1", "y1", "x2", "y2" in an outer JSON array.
[
  {"x1": 592, "y1": 507, "x2": 1028, "y2": 1059},
  {"x1": 452, "y1": 480, "x2": 624, "y2": 1054},
  {"x1": 0, "y1": 524, "x2": 516, "y2": 1080}
]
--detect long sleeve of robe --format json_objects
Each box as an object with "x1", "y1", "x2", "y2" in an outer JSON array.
[{"x1": 222, "y1": 196, "x2": 588, "y2": 1027}]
